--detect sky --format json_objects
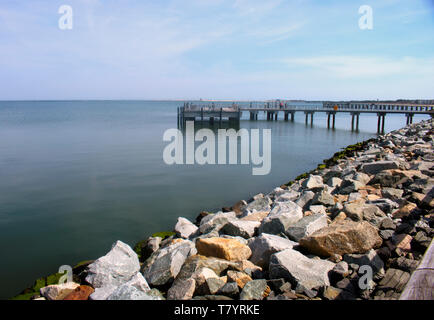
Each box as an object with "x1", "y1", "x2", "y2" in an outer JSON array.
[{"x1": 0, "y1": 0, "x2": 433, "y2": 100}]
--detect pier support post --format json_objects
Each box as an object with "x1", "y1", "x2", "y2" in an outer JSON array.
[
  {"x1": 351, "y1": 113, "x2": 355, "y2": 131},
  {"x1": 284, "y1": 112, "x2": 288, "y2": 121},
  {"x1": 381, "y1": 114, "x2": 385, "y2": 133},
  {"x1": 305, "y1": 112, "x2": 308, "y2": 125},
  {"x1": 332, "y1": 113, "x2": 336, "y2": 129},
  {"x1": 356, "y1": 113, "x2": 360, "y2": 131},
  {"x1": 310, "y1": 112, "x2": 314, "y2": 126},
  {"x1": 274, "y1": 112, "x2": 278, "y2": 121},
  {"x1": 291, "y1": 112, "x2": 295, "y2": 122},
  {"x1": 327, "y1": 112, "x2": 331, "y2": 129}
]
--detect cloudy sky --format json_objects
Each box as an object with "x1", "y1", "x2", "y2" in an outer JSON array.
[{"x1": 0, "y1": 0, "x2": 433, "y2": 100}]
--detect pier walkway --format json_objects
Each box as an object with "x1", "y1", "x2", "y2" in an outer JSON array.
[{"x1": 178, "y1": 101, "x2": 434, "y2": 133}]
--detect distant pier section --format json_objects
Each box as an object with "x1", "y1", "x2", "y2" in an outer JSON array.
[{"x1": 178, "y1": 100, "x2": 434, "y2": 133}]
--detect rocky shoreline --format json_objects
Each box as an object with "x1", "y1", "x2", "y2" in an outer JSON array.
[{"x1": 14, "y1": 119, "x2": 434, "y2": 300}]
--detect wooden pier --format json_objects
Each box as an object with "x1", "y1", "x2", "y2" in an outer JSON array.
[
  {"x1": 400, "y1": 239, "x2": 434, "y2": 300},
  {"x1": 178, "y1": 101, "x2": 434, "y2": 133}
]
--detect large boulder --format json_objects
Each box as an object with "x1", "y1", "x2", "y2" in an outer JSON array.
[
  {"x1": 167, "y1": 278, "x2": 196, "y2": 300},
  {"x1": 285, "y1": 213, "x2": 328, "y2": 242},
  {"x1": 269, "y1": 249, "x2": 335, "y2": 289},
  {"x1": 86, "y1": 241, "x2": 141, "y2": 300},
  {"x1": 258, "y1": 201, "x2": 303, "y2": 235},
  {"x1": 143, "y1": 240, "x2": 194, "y2": 286},
  {"x1": 248, "y1": 233, "x2": 297, "y2": 268},
  {"x1": 196, "y1": 237, "x2": 252, "y2": 261},
  {"x1": 299, "y1": 221, "x2": 382, "y2": 257},
  {"x1": 175, "y1": 217, "x2": 198, "y2": 239},
  {"x1": 295, "y1": 191, "x2": 315, "y2": 209}
]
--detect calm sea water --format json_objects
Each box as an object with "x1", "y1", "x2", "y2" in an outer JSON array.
[{"x1": 0, "y1": 101, "x2": 429, "y2": 298}]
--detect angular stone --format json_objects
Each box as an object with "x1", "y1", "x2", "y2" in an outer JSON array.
[
  {"x1": 285, "y1": 213, "x2": 328, "y2": 242},
  {"x1": 174, "y1": 217, "x2": 198, "y2": 239},
  {"x1": 343, "y1": 249, "x2": 384, "y2": 275},
  {"x1": 361, "y1": 161, "x2": 399, "y2": 174},
  {"x1": 309, "y1": 205, "x2": 327, "y2": 215},
  {"x1": 328, "y1": 177, "x2": 343, "y2": 188},
  {"x1": 391, "y1": 234, "x2": 412, "y2": 253},
  {"x1": 206, "y1": 277, "x2": 226, "y2": 295},
  {"x1": 339, "y1": 180, "x2": 364, "y2": 195},
  {"x1": 221, "y1": 220, "x2": 260, "y2": 239},
  {"x1": 192, "y1": 267, "x2": 220, "y2": 295},
  {"x1": 86, "y1": 241, "x2": 140, "y2": 300},
  {"x1": 227, "y1": 271, "x2": 252, "y2": 289},
  {"x1": 167, "y1": 278, "x2": 196, "y2": 300},
  {"x1": 276, "y1": 190, "x2": 300, "y2": 203},
  {"x1": 248, "y1": 233, "x2": 297, "y2": 268},
  {"x1": 217, "y1": 282, "x2": 239, "y2": 298},
  {"x1": 244, "y1": 196, "x2": 272, "y2": 213},
  {"x1": 63, "y1": 285, "x2": 95, "y2": 301},
  {"x1": 344, "y1": 203, "x2": 385, "y2": 222},
  {"x1": 196, "y1": 237, "x2": 251, "y2": 261},
  {"x1": 382, "y1": 188, "x2": 404, "y2": 200},
  {"x1": 199, "y1": 211, "x2": 236, "y2": 234},
  {"x1": 367, "y1": 198, "x2": 399, "y2": 214},
  {"x1": 299, "y1": 221, "x2": 382, "y2": 257},
  {"x1": 312, "y1": 190, "x2": 335, "y2": 206},
  {"x1": 295, "y1": 191, "x2": 315, "y2": 209},
  {"x1": 107, "y1": 273, "x2": 156, "y2": 300},
  {"x1": 139, "y1": 237, "x2": 162, "y2": 262},
  {"x1": 302, "y1": 175, "x2": 324, "y2": 190},
  {"x1": 40, "y1": 282, "x2": 80, "y2": 301},
  {"x1": 258, "y1": 201, "x2": 303, "y2": 235},
  {"x1": 143, "y1": 240, "x2": 194, "y2": 286},
  {"x1": 240, "y1": 211, "x2": 269, "y2": 222},
  {"x1": 240, "y1": 280, "x2": 270, "y2": 300},
  {"x1": 269, "y1": 249, "x2": 335, "y2": 289},
  {"x1": 393, "y1": 202, "x2": 418, "y2": 219}
]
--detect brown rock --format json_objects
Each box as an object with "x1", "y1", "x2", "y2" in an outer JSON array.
[
  {"x1": 392, "y1": 234, "x2": 412, "y2": 253},
  {"x1": 393, "y1": 203, "x2": 418, "y2": 219},
  {"x1": 63, "y1": 285, "x2": 94, "y2": 300},
  {"x1": 299, "y1": 221, "x2": 382, "y2": 257},
  {"x1": 196, "y1": 237, "x2": 252, "y2": 261},
  {"x1": 240, "y1": 211, "x2": 269, "y2": 222},
  {"x1": 227, "y1": 271, "x2": 252, "y2": 289}
]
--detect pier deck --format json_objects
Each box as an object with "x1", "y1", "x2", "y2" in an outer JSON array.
[{"x1": 178, "y1": 101, "x2": 434, "y2": 133}]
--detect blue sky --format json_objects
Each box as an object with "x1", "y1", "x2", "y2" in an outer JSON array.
[{"x1": 0, "y1": 0, "x2": 433, "y2": 100}]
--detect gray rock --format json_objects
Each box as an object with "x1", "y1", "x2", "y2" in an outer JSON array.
[
  {"x1": 217, "y1": 282, "x2": 239, "y2": 298},
  {"x1": 343, "y1": 249, "x2": 384, "y2": 275},
  {"x1": 285, "y1": 213, "x2": 328, "y2": 242},
  {"x1": 312, "y1": 190, "x2": 335, "y2": 206},
  {"x1": 381, "y1": 188, "x2": 404, "y2": 200},
  {"x1": 295, "y1": 191, "x2": 315, "y2": 209},
  {"x1": 86, "y1": 241, "x2": 141, "y2": 300},
  {"x1": 175, "y1": 217, "x2": 198, "y2": 239},
  {"x1": 222, "y1": 220, "x2": 260, "y2": 239},
  {"x1": 276, "y1": 190, "x2": 300, "y2": 202},
  {"x1": 361, "y1": 161, "x2": 399, "y2": 174},
  {"x1": 344, "y1": 203, "x2": 385, "y2": 222},
  {"x1": 106, "y1": 273, "x2": 158, "y2": 300},
  {"x1": 167, "y1": 278, "x2": 196, "y2": 300},
  {"x1": 309, "y1": 205, "x2": 327, "y2": 215},
  {"x1": 302, "y1": 175, "x2": 324, "y2": 190},
  {"x1": 328, "y1": 177, "x2": 343, "y2": 188},
  {"x1": 206, "y1": 278, "x2": 226, "y2": 295},
  {"x1": 248, "y1": 233, "x2": 297, "y2": 268},
  {"x1": 353, "y1": 172, "x2": 371, "y2": 185},
  {"x1": 199, "y1": 211, "x2": 236, "y2": 234},
  {"x1": 258, "y1": 201, "x2": 303, "y2": 235},
  {"x1": 366, "y1": 199, "x2": 399, "y2": 214},
  {"x1": 244, "y1": 196, "x2": 272, "y2": 213},
  {"x1": 240, "y1": 280, "x2": 269, "y2": 300},
  {"x1": 379, "y1": 229, "x2": 394, "y2": 240},
  {"x1": 269, "y1": 249, "x2": 335, "y2": 289},
  {"x1": 339, "y1": 179, "x2": 364, "y2": 194},
  {"x1": 143, "y1": 240, "x2": 194, "y2": 286}
]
